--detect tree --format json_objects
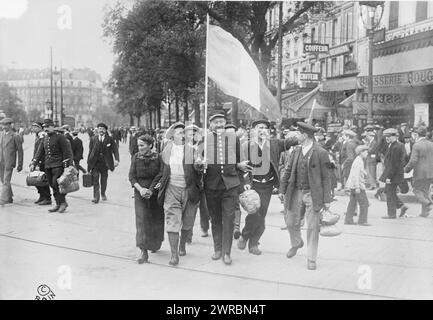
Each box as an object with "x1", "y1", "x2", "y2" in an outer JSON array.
[
  {"x1": 195, "y1": 1, "x2": 334, "y2": 80},
  {"x1": 0, "y1": 83, "x2": 28, "y2": 125}
]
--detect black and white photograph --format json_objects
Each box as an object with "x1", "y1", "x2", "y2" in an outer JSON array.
[{"x1": 0, "y1": 0, "x2": 433, "y2": 303}]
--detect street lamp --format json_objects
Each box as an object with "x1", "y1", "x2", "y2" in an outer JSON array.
[
  {"x1": 360, "y1": 1, "x2": 384, "y2": 123},
  {"x1": 45, "y1": 99, "x2": 52, "y2": 119}
]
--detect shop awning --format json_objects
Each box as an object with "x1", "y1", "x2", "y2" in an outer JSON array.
[
  {"x1": 338, "y1": 93, "x2": 355, "y2": 108},
  {"x1": 321, "y1": 76, "x2": 358, "y2": 92}
]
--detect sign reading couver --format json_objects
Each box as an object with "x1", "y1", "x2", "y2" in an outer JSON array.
[{"x1": 358, "y1": 68, "x2": 433, "y2": 88}]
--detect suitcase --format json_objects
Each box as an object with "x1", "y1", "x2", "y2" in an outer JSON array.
[
  {"x1": 26, "y1": 171, "x2": 49, "y2": 187},
  {"x1": 82, "y1": 173, "x2": 93, "y2": 188}
]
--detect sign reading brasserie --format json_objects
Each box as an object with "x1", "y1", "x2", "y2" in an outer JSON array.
[
  {"x1": 303, "y1": 43, "x2": 329, "y2": 53},
  {"x1": 300, "y1": 72, "x2": 321, "y2": 82},
  {"x1": 358, "y1": 68, "x2": 433, "y2": 88}
]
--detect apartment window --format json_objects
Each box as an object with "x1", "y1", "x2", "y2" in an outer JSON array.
[
  {"x1": 320, "y1": 60, "x2": 326, "y2": 79},
  {"x1": 286, "y1": 40, "x2": 291, "y2": 59},
  {"x1": 310, "y1": 63, "x2": 315, "y2": 72},
  {"x1": 347, "y1": 12, "x2": 353, "y2": 41},
  {"x1": 389, "y1": 1, "x2": 399, "y2": 30},
  {"x1": 416, "y1": 1, "x2": 428, "y2": 22},
  {"x1": 294, "y1": 38, "x2": 298, "y2": 57},
  {"x1": 332, "y1": 19, "x2": 337, "y2": 46},
  {"x1": 331, "y1": 58, "x2": 337, "y2": 77},
  {"x1": 318, "y1": 23, "x2": 322, "y2": 43},
  {"x1": 311, "y1": 27, "x2": 316, "y2": 43},
  {"x1": 322, "y1": 23, "x2": 327, "y2": 44},
  {"x1": 294, "y1": 69, "x2": 298, "y2": 83}
]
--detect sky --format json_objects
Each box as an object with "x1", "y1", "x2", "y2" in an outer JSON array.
[{"x1": 0, "y1": 0, "x2": 129, "y2": 81}]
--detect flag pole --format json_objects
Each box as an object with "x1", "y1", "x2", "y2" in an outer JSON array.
[{"x1": 203, "y1": 13, "x2": 210, "y2": 173}]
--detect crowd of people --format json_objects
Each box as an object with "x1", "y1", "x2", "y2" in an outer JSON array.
[{"x1": 1, "y1": 114, "x2": 432, "y2": 271}]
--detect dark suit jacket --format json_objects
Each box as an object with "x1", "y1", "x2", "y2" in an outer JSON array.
[
  {"x1": 379, "y1": 140, "x2": 405, "y2": 184},
  {"x1": 157, "y1": 141, "x2": 201, "y2": 206},
  {"x1": 279, "y1": 143, "x2": 332, "y2": 212},
  {"x1": 0, "y1": 131, "x2": 23, "y2": 169},
  {"x1": 404, "y1": 138, "x2": 433, "y2": 182},
  {"x1": 87, "y1": 135, "x2": 119, "y2": 171},
  {"x1": 33, "y1": 132, "x2": 73, "y2": 169},
  {"x1": 241, "y1": 137, "x2": 298, "y2": 188},
  {"x1": 71, "y1": 137, "x2": 84, "y2": 162}
]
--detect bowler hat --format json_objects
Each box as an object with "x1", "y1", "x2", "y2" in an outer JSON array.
[
  {"x1": 224, "y1": 124, "x2": 237, "y2": 130},
  {"x1": 96, "y1": 122, "x2": 108, "y2": 130},
  {"x1": 251, "y1": 119, "x2": 270, "y2": 129},
  {"x1": 42, "y1": 119, "x2": 54, "y2": 127},
  {"x1": 185, "y1": 124, "x2": 200, "y2": 132}
]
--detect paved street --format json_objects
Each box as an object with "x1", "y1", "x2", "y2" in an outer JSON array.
[{"x1": 1, "y1": 134, "x2": 432, "y2": 300}]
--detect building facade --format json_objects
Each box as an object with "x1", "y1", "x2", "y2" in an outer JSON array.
[
  {"x1": 0, "y1": 67, "x2": 103, "y2": 127},
  {"x1": 268, "y1": 1, "x2": 433, "y2": 128}
]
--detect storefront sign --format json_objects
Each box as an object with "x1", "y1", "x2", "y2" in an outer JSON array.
[
  {"x1": 328, "y1": 44, "x2": 351, "y2": 57},
  {"x1": 358, "y1": 68, "x2": 433, "y2": 88},
  {"x1": 300, "y1": 72, "x2": 321, "y2": 82},
  {"x1": 414, "y1": 103, "x2": 429, "y2": 127},
  {"x1": 303, "y1": 43, "x2": 329, "y2": 53}
]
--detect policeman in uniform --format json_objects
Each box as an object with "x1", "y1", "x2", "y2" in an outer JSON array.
[
  {"x1": 238, "y1": 119, "x2": 298, "y2": 255},
  {"x1": 31, "y1": 119, "x2": 73, "y2": 213},
  {"x1": 198, "y1": 112, "x2": 250, "y2": 265}
]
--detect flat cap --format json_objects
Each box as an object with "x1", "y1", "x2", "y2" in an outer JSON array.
[
  {"x1": 208, "y1": 112, "x2": 225, "y2": 122},
  {"x1": 343, "y1": 129, "x2": 357, "y2": 137},
  {"x1": 171, "y1": 121, "x2": 185, "y2": 130},
  {"x1": 32, "y1": 122, "x2": 43, "y2": 129},
  {"x1": 251, "y1": 119, "x2": 270, "y2": 128},
  {"x1": 296, "y1": 122, "x2": 317, "y2": 135},
  {"x1": 42, "y1": 119, "x2": 55, "y2": 127},
  {"x1": 355, "y1": 145, "x2": 369, "y2": 155},
  {"x1": 383, "y1": 128, "x2": 398, "y2": 136},
  {"x1": 400, "y1": 122, "x2": 408, "y2": 126},
  {"x1": 364, "y1": 124, "x2": 374, "y2": 131},
  {"x1": 366, "y1": 131, "x2": 376, "y2": 137},
  {"x1": 0, "y1": 117, "x2": 13, "y2": 124}
]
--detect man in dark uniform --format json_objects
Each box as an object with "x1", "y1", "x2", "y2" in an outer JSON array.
[
  {"x1": 197, "y1": 112, "x2": 250, "y2": 265},
  {"x1": 71, "y1": 130, "x2": 86, "y2": 174},
  {"x1": 279, "y1": 122, "x2": 332, "y2": 270},
  {"x1": 129, "y1": 126, "x2": 139, "y2": 158},
  {"x1": 87, "y1": 122, "x2": 119, "y2": 203},
  {"x1": 31, "y1": 122, "x2": 51, "y2": 205},
  {"x1": 380, "y1": 128, "x2": 408, "y2": 219},
  {"x1": 31, "y1": 119, "x2": 73, "y2": 213},
  {"x1": 237, "y1": 119, "x2": 298, "y2": 255}
]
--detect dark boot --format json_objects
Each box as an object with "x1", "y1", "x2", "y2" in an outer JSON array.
[
  {"x1": 137, "y1": 249, "x2": 149, "y2": 264},
  {"x1": 48, "y1": 199, "x2": 60, "y2": 212},
  {"x1": 34, "y1": 196, "x2": 44, "y2": 204},
  {"x1": 168, "y1": 232, "x2": 179, "y2": 266},
  {"x1": 179, "y1": 230, "x2": 188, "y2": 256}
]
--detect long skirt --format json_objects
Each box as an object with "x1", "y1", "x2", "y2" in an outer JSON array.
[{"x1": 134, "y1": 189, "x2": 164, "y2": 251}]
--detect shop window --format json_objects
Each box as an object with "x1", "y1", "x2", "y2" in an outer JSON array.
[
  {"x1": 416, "y1": 1, "x2": 428, "y2": 22},
  {"x1": 320, "y1": 60, "x2": 326, "y2": 79},
  {"x1": 310, "y1": 63, "x2": 315, "y2": 72},
  {"x1": 311, "y1": 27, "x2": 316, "y2": 43},
  {"x1": 331, "y1": 58, "x2": 337, "y2": 77},
  {"x1": 389, "y1": 1, "x2": 399, "y2": 30}
]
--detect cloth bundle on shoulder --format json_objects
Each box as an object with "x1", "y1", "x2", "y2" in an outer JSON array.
[
  {"x1": 57, "y1": 166, "x2": 80, "y2": 194},
  {"x1": 26, "y1": 170, "x2": 49, "y2": 187},
  {"x1": 320, "y1": 208, "x2": 342, "y2": 237},
  {"x1": 239, "y1": 189, "x2": 261, "y2": 214}
]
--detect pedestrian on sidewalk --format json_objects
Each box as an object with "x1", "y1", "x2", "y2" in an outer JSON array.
[
  {"x1": 129, "y1": 134, "x2": 164, "y2": 264},
  {"x1": 31, "y1": 122, "x2": 51, "y2": 205},
  {"x1": 279, "y1": 122, "x2": 332, "y2": 270},
  {"x1": 87, "y1": 123, "x2": 119, "y2": 204},
  {"x1": 340, "y1": 129, "x2": 357, "y2": 190},
  {"x1": 238, "y1": 119, "x2": 298, "y2": 255},
  {"x1": 404, "y1": 126, "x2": 433, "y2": 218},
  {"x1": 71, "y1": 130, "x2": 86, "y2": 175},
  {"x1": 157, "y1": 122, "x2": 202, "y2": 266},
  {"x1": 344, "y1": 145, "x2": 370, "y2": 226},
  {"x1": 0, "y1": 118, "x2": 23, "y2": 206},
  {"x1": 30, "y1": 119, "x2": 73, "y2": 213},
  {"x1": 379, "y1": 128, "x2": 408, "y2": 219}
]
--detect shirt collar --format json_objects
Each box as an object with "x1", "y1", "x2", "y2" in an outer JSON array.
[{"x1": 301, "y1": 141, "x2": 313, "y2": 155}]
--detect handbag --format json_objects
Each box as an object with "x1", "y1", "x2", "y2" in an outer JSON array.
[
  {"x1": 57, "y1": 166, "x2": 80, "y2": 194},
  {"x1": 82, "y1": 173, "x2": 93, "y2": 188},
  {"x1": 320, "y1": 224, "x2": 342, "y2": 237},
  {"x1": 59, "y1": 180, "x2": 80, "y2": 194},
  {"x1": 321, "y1": 209, "x2": 340, "y2": 226},
  {"x1": 26, "y1": 171, "x2": 49, "y2": 187},
  {"x1": 398, "y1": 180, "x2": 409, "y2": 194}
]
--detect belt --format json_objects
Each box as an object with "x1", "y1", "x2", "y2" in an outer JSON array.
[
  {"x1": 253, "y1": 177, "x2": 274, "y2": 183},
  {"x1": 297, "y1": 187, "x2": 310, "y2": 192}
]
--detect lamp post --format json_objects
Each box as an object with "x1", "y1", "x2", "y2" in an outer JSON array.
[
  {"x1": 45, "y1": 99, "x2": 52, "y2": 119},
  {"x1": 53, "y1": 67, "x2": 60, "y2": 125},
  {"x1": 360, "y1": 1, "x2": 384, "y2": 123}
]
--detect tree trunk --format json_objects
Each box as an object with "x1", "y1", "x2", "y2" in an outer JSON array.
[
  {"x1": 157, "y1": 106, "x2": 161, "y2": 129},
  {"x1": 168, "y1": 102, "x2": 172, "y2": 126},
  {"x1": 175, "y1": 95, "x2": 180, "y2": 122},
  {"x1": 149, "y1": 110, "x2": 153, "y2": 130},
  {"x1": 129, "y1": 113, "x2": 134, "y2": 126},
  {"x1": 231, "y1": 98, "x2": 238, "y2": 127},
  {"x1": 193, "y1": 98, "x2": 201, "y2": 126},
  {"x1": 184, "y1": 94, "x2": 189, "y2": 124},
  {"x1": 136, "y1": 115, "x2": 141, "y2": 127}
]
